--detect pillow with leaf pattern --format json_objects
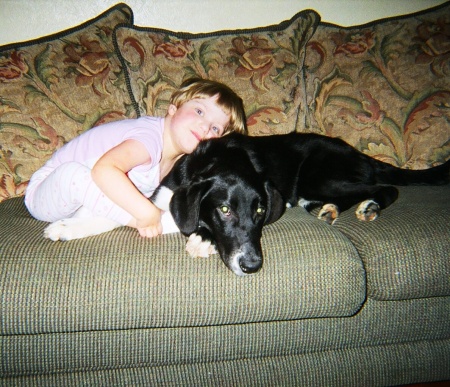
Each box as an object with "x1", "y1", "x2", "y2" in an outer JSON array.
[
  {"x1": 114, "y1": 9, "x2": 320, "y2": 137},
  {"x1": 304, "y1": 1, "x2": 450, "y2": 169},
  {"x1": 0, "y1": 3, "x2": 136, "y2": 202}
]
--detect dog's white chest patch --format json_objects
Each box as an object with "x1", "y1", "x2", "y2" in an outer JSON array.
[{"x1": 152, "y1": 186, "x2": 174, "y2": 211}]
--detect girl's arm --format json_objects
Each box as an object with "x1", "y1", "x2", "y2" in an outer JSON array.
[{"x1": 91, "y1": 139, "x2": 162, "y2": 238}]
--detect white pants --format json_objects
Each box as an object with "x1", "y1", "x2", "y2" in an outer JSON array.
[
  {"x1": 25, "y1": 162, "x2": 133, "y2": 225},
  {"x1": 25, "y1": 161, "x2": 180, "y2": 233}
]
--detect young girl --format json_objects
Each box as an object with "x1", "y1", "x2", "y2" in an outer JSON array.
[{"x1": 25, "y1": 78, "x2": 247, "y2": 239}]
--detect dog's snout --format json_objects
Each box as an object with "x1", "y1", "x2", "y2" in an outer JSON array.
[
  {"x1": 238, "y1": 256, "x2": 262, "y2": 275},
  {"x1": 229, "y1": 250, "x2": 263, "y2": 276}
]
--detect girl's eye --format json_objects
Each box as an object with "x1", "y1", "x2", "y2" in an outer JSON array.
[
  {"x1": 195, "y1": 108, "x2": 204, "y2": 116},
  {"x1": 211, "y1": 126, "x2": 220, "y2": 135}
]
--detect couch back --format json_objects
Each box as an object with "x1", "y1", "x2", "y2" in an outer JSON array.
[
  {"x1": 1, "y1": 2, "x2": 449, "y2": 203},
  {"x1": 304, "y1": 1, "x2": 450, "y2": 169}
]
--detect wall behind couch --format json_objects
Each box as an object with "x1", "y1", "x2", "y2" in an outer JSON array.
[{"x1": 0, "y1": 0, "x2": 447, "y2": 46}]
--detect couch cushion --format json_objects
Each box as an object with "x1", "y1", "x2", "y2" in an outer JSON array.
[
  {"x1": 0, "y1": 199, "x2": 364, "y2": 335},
  {"x1": 303, "y1": 1, "x2": 450, "y2": 169},
  {"x1": 113, "y1": 9, "x2": 320, "y2": 136},
  {"x1": 3, "y1": 297, "x2": 450, "y2": 380},
  {"x1": 0, "y1": 4, "x2": 136, "y2": 203},
  {"x1": 333, "y1": 186, "x2": 450, "y2": 301}
]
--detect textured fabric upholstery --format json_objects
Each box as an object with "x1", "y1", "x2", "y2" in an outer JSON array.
[
  {"x1": 334, "y1": 186, "x2": 450, "y2": 300},
  {"x1": 0, "y1": 3, "x2": 135, "y2": 202},
  {"x1": 0, "y1": 198, "x2": 364, "y2": 336},
  {"x1": 303, "y1": 1, "x2": 450, "y2": 169},
  {"x1": 114, "y1": 9, "x2": 320, "y2": 136},
  {"x1": 3, "y1": 297, "x2": 449, "y2": 382}
]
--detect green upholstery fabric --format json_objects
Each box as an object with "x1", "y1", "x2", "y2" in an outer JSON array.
[
  {"x1": 0, "y1": 199, "x2": 364, "y2": 336},
  {"x1": 334, "y1": 186, "x2": 450, "y2": 301},
  {"x1": 4, "y1": 338, "x2": 450, "y2": 386},
  {"x1": 3, "y1": 297, "x2": 449, "y2": 381}
]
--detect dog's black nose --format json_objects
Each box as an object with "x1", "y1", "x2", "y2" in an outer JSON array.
[{"x1": 239, "y1": 258, "x2": 261, "y2": 274}]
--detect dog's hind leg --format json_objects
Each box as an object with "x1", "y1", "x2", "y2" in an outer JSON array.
[
  {"x1": 346, "y1": 185, "x2": 399, "y2": 221},
  {"x1": 354, "y1": 185, "x2": 399, "y2": 221},
  {"x1": 355, "y1": 200, "x2": 381, "y2": 221},
  {"x1": 318, "y1": 204, "x2": 340, "y2": 225},
  {"x1": 313, "y1": 183, "x2": 399, "y2": 223}
]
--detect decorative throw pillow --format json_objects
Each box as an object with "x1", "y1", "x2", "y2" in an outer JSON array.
[
  {"x1": 114, "y1": 9, "x2": 320, "y2": 137},
  {"x1": 0, "y1": 3, "x2": 135, "y2": 202},
  {"x1": 304, "y1": 1, "x2": 450, "y2": 169}
]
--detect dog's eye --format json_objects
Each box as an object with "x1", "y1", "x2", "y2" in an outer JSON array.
[
  {"x1": 220, "y1": 205, "x2": 231, "y2": 216},
  {"x1": 256, "y1": 206, "x2": 266, "y2": 216}
]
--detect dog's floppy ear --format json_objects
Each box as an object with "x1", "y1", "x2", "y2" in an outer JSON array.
[
  {"x1": 169, "y1": 179, "x2": 213, "y2": 235},
  {"x1": 264, "y1": 180, "x2": 285, "y2": 225}
]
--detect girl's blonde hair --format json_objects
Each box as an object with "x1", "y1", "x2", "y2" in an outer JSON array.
[{"x1": 170, "y1": 78, "x2": 247, "y2": 135}]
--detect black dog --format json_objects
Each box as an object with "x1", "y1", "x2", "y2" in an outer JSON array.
[{"x1": 151, "y1": 132, "x2": 449, "y2": 276}]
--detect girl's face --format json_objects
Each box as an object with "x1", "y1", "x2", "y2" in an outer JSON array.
[{"x1": 167, "y1": 95, "x2": 231, "y2": 154}]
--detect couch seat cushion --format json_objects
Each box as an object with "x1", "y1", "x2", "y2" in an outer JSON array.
[
  {"x1": 0, "y1": 3, "x2": 136, "y2": 203},
  {"x1": 334, "y1": 186, "x2": 450, "y2": 301},
  {"x1": 0, "y1": 199, "x2": 364, "y2": 335},
  {"x1": 113, "y1": 9, "x2": 320, "y2": 136}
]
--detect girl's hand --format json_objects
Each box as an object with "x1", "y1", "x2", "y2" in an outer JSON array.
[
  {"x1": 135, "y1": 205, "x2": 163, "y2": 238},
  {"x1": 137, "y1": 224, "x2": 163, "y2": 238}
]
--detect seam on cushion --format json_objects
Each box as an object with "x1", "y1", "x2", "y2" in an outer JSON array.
[
  {"x1": 116, "y1": 9, "x2": 321, "y2": 39},
  {"x1": 113, "y1": 23, "x2": 142, "y2": 118}
]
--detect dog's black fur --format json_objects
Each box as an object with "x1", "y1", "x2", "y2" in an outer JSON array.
[{"x1": 151, "y1": 132, "x2": 449, "y2": 276}]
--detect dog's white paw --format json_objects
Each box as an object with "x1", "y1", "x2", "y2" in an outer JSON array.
[
  {"x1": 44, "y1": 217, "x2": 121, "y2": 241},
  {"x1": 186, "y1": 233, "x2": 217, "y2": 258},
  {"x1": 356, "y1": 200, "x2": 380, "y2": 221}
]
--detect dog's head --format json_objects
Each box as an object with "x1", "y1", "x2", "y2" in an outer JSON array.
[
  {"x1": 168, "y1": 170, "x2": 285, "y2": 276},
  {"x1": 151, "y1": 134, "x2": 285, "y2": 276}
]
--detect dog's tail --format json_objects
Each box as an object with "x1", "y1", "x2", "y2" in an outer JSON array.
[{"x1": 371, "y1": 158, "x2": 450, "y2": 186}]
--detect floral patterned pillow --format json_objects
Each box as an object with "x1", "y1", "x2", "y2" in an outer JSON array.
[
  {"x1": 114, "y1": 9, "x2": 320, "y2": 137},
  {"x1": 0, "y1": 4, "x2": 136, "y2": 202},
  {"x1": 304, "y1": 2, "x2": 450, "y2": 169}
]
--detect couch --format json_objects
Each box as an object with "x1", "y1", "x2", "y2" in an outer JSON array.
[{"x1": 1, "y1": 2, "x2": 449, "y2": 385}]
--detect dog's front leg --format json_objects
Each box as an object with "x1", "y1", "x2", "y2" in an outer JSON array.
[{"x1": 185, "y1": 227, "x2": 217, "y2": 258}]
